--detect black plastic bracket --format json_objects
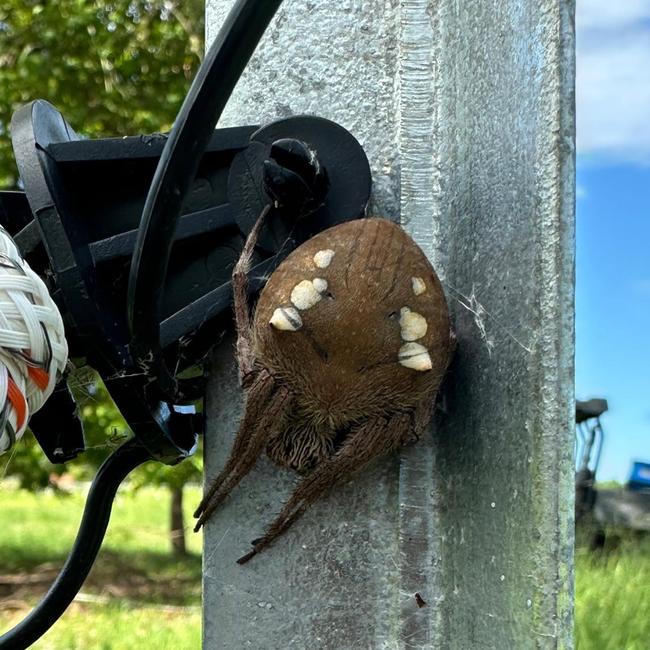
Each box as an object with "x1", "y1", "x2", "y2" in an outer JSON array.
[{"x1": 0, "y1": 101, "x2": 371, "y2": 465}]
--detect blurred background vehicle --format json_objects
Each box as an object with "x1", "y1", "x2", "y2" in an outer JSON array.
[{"x1": 576, "y1": 398, "x2": 650, "y2": 548}]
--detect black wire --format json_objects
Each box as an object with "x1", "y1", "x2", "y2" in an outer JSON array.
[
  {"x1": 0, "y1": 439, "x2": 153, "y2": 650},
  {"x1": 127, "y1": 0, "x2": 284, "y2": 402}
]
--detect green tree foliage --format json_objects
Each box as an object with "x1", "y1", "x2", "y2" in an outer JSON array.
[
  {"x1": 0, "y1": 0, "x2": 204, "y2": 188},
  {"x1": 0, "y1": 1, "x2": 205, "y2": 552}
]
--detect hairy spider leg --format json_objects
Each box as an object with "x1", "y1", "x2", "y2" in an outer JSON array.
[
  {"x1": 237, "y1": 410, "x2": 417, "y2": 564},
  {"x1": 233, "y1": 204, "x2": 271, "y2": 382},
  {"x1": 194, "y1": 385, "x2": 293, "y2": 531},
  {"x1": 193, "y1": 369, "x2": 277, "y2": 520},
  {"x1": 193, "y1": 204, "x2": 281, "y2": 529}
]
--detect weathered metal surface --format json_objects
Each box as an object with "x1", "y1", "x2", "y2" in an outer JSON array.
[{"x1": 203, "y1": 1, "x2": 575, "y2": 648}]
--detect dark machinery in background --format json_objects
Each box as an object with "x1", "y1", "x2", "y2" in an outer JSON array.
[
  {"x1": 0, "y1": 0, "x2": 372, "y2": 647},
  {"x1": 575, "y1": 399, "x2": 650, "y2": 545}
]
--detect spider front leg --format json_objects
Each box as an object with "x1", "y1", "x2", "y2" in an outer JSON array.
[
  {"x1": 193, "y1": 368, "x2": 276, "y2": 522},
  {"x1": 194, "y1": 381, "x2": 293, "y2": 530},
  {"x1": 237, "y1": 409, "x2": 420, "y2": 564},
  {"x1": 232, "y1": 203, "x2": 271, "y2": 383},
  {"x1": 194, "y1": 203, "x2": 281, "y2": 529}
]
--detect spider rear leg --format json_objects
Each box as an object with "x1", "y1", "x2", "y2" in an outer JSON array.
[
  {"x1": 194, "y1": 380, "x2": 292, "y2": 531},
  {"x1": 237, "y1": 410, "x2": 415, "y2": 564}
]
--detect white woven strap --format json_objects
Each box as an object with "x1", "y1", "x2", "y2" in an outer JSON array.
[{"x1": 0, "y1": 227, "x2": 68, "y2": 452}]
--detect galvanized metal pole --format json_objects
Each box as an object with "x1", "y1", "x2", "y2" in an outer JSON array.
[{"x1": 203, "y1": 1, "x2": 575, "y2": 648}]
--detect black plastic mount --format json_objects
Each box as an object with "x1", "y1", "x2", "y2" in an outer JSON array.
[
  {"x1": 0, "y1": 0, "x2": 373, "y2": 468},
  {"x1": 0, "y1": 101, "x2": 371, "y2": 465},
  {"x1": 0, "y1": 0, "x2": 358, "y2": 470}
]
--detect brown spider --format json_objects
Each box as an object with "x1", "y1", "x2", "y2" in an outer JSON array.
[{"x1": 194, "y1": 210, "x2": 453, "y2": 563}]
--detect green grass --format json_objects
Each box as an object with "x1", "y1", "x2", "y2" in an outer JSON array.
[
  {"x1": 1, "y1": 603, "x2": 201, "y2": 650},
  {"x1": 0, "y1": 485, "x2": 202, "y2": 649},
  {"x1": 1, "y1": 485, "x2": 649, "y2": 649},
  {"x1": 576, "y1": 532, "x2": 650, "y2": 650}
]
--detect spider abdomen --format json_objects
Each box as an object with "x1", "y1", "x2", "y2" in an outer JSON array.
[
  {"x1": 254, "y1": 218, "x2": 452, "y2": 423},
  {"x1": 196, "y1": 214, "x2": 454, "y2": 560}
]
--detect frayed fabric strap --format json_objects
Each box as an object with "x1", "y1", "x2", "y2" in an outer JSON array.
[{"x1": 0, "y1": 227, "x2": 68, "y2": 453}]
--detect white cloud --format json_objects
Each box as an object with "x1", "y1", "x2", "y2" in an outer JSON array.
[
  {"x1": 577, "y1": 0, "x2": 650, "y2": 30},
  {"x1": 577, "y1": 3, "x2": 650, "y2": 163}
]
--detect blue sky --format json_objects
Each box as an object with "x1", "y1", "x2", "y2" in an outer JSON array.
[{"x1": 575, "y1": 1, "x2": 650, "y2": 481}]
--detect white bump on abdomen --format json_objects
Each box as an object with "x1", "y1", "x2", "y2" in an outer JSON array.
[
  {"x1": 313, "y1": 249, "x2": 335, "y2": 268},
  {"x1": 399, "y1": 307, "x2": 428, "y2": 341},
  {"x1": 291, "y1": 279, "x2": 326, "y2": 310},
  {"x1": 398, "y1": 342, "x2": 432, "y2": 371},
  {"x1": 412, "y1": 277, "x2": 426, "y2": 295},
  {"x1": 270, "y1": 306, "x2": 303, "y2": 331}
]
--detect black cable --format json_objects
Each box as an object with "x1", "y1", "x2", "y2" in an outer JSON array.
[
  {"x1": 0, "y1": 439, "x2": 153, "y2": 650},
  {"x1": 127, "y1": 0, "x2": 284, "y2": 402}
]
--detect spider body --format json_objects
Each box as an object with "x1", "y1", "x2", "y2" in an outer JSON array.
[
  {"x1": 194, "y1": 214, "x2": 453, "y2": 563},
  {"x1": 256, "y1": 218, "x2": 451, "y2": 470}
]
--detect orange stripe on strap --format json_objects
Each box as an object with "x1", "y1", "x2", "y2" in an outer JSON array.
[
  {"x1": 7, "y1": 378, "x2": 27, "y2": 431},
  {"x1": 28, "y1": 367, "x2": 49, "y2": 391}
]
